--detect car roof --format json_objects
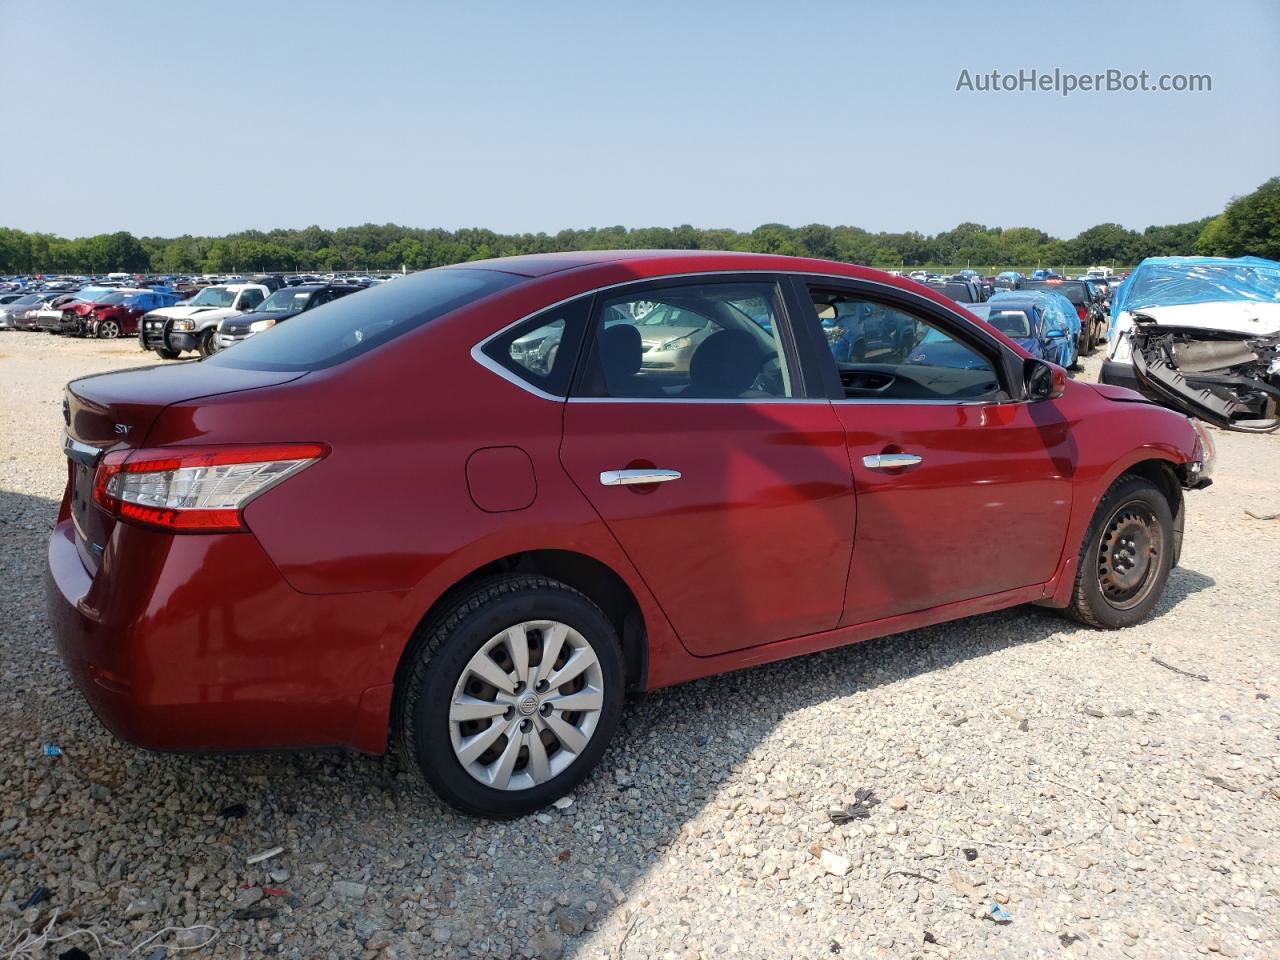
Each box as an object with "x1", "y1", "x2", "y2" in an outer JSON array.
[
  {"x1": 440, "y1": 251, "x2": 993, "y2": 332},
  {"x1": 445, "y1": 250, "x2": 886, "y2": 281}
]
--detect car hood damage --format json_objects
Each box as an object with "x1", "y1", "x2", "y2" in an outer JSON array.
[
  {"x1": 1116, "y1": 257, "x2": 1280, "y2": 433},
  {"x1": 1131, "y1": 313, "x2": 1280, "y2": 432}
]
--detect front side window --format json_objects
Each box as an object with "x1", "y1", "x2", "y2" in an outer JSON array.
[
  {"x1": 236, "y1": 288, "x2": 265, "y2": 311},
  {"x1": 577, "y1": 281, "x2": 794, "y2": 399},
  {"x1": 810, "y1": 289, "x2": 1003, "y2": 402}
]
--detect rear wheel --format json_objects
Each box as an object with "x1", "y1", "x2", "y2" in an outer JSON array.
[
  {"x1": 1064, "y1": 474, "x2": 1173, "y2": 629},
  {"x1": 400, "y1": 576, "x2": 624, "y2": 818}
]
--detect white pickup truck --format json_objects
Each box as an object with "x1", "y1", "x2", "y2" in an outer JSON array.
[{"x1": 138, "y1": 283, "x2": 269, "y2": 358}]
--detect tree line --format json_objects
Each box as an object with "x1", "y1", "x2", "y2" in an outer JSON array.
[{"x1": 2, "y1": 176, "x2": 1275, "y2": 276}]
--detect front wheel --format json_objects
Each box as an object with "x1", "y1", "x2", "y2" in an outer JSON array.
[
  {"x1": 155, "y1": 348, "x2": 181, "y2": 360},
  {"x1": 197, "y1": 329, "x2": 218, "y2": 357},
  {"x1": 400, "y1": 576, "x2": 624, "y2": 818},
  {"x1": 97, "y1": 319, "x2": 120, "y2": 339},
  {"x1": 1064, "y1": 474, "x2": 1174, "y2": 629}
]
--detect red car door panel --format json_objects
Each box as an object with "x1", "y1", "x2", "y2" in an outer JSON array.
[
  {"x1": 834, "y1": 400, "x2": 1074, "y2": 624},
  {"x1": 560, "y1": 401, "x2": 855, "y2": 656}
]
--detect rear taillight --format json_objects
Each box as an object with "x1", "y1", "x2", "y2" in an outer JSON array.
[
  {"x1": 92, "y1": 443, "x2": 327, "y2": 532},
  {"x1": 1076, "y1": 305, "x2": 1087, "y2": 322}
]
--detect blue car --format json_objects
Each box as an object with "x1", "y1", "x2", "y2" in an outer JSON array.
[
  {"x1": 967, "y1": 291, "x2": 1070, "y2": 366},
  {"x1": 822, "y1": 301, "x2": 915, "y2": 362},
  {"x1": 974, "y1": 292, "x2": 1075, "y2": 367}
]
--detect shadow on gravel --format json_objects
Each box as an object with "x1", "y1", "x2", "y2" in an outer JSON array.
[{"x1": 0, "y1": 479, "x2": 1217, "y2": 957}]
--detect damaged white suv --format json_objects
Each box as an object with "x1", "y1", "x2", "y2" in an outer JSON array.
[{"x1": 1101, "y1": 256, "x2": 1280, "y2": 433}]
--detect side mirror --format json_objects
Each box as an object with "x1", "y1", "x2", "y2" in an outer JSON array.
[{"x1": 1025, "y1": 358, "x2": 1066, "y2": 401}]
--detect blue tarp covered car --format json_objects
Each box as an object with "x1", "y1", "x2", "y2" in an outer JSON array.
[
  {"x1": 1102, "y1": 256, "x2": 1280, "y2": 430},
  {"x1": 981, "y1": 291, "x2": 1077, "y2": 367}
]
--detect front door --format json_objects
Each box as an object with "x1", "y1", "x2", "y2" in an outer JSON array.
[
  {"x1": 800, "y1": 282, "x2": 1075, "y2": 624},
  {"x1": 559, "y1": 278, "x2": 855, "y2": 656}
]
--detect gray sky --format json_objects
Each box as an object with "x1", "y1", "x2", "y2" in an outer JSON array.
[{"x1": 2, "y1": 0, "x2": 1277, "y2": 239}]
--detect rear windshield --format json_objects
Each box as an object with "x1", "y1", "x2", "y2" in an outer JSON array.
[
  {"x1": 203, "y1": 268, "x2": 525, "y2": 372},
  {"x1": 1022, "y1": 280, "x2": 1087, "y2": 304}
]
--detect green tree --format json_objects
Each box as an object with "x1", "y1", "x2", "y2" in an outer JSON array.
[
  {"x1": 1066, "y1": 223, "x2": 1138, "y2": 265},
  {"x1": 1211, "y1": 177, "x2": 1280, "y2": 259}
]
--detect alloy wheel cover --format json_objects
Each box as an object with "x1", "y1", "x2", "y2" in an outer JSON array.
[{"x1": 449, "y1": 620, "x2": 605, "y2": 791}]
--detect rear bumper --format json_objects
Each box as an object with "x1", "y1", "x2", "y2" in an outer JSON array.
[{"x1": 46, "y1": 516, "x2": 402, "y2": 754}]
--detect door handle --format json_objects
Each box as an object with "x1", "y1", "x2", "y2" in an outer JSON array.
[
  {"x1": 862, "y1": 453, "x2": 923, "y2": 470},
  {"x1": 599, "y1": 469, "x2": 682, "y2": 486}
]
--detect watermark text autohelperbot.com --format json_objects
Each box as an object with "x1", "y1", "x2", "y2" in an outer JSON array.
[{"x1": 956, "y1": 68, "x2": 1212, "y2": 96}]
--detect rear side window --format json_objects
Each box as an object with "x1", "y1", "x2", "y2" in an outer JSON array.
[
  {"x1": 480, "y1": 296, "x2": 592, "y2": 397},
  {"x1": 206, "y1": 268, "x2": 525, "y2": 372}
]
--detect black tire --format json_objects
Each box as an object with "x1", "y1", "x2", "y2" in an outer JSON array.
[
  {"x1": 399, "y1": 575, "x2": 625, "y2": 818},
  {"x1": 197, "y1": 329, "x2": 218, "y2": 357},
  {"x1": 155, "y1": 348, "x2": 181, "y2": 360},
  {"x1": 97, "y1": 319, "x2": 120, "y2": 339},
  {"x1": 1065, "y1": 474, "x2": 1174, "y2": 629}
]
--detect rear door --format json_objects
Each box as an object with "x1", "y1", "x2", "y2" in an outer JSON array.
[
  {"x1": 795, "y1": 279, "x2": 1074, "y2": 625},
  {"x1": 559, "y1": 277, "x2": 855, "y2": 656}
]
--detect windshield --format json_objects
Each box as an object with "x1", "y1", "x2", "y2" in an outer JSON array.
[
  {"x1": 79, "y1": 290, "x2": 122, "y2": 304},
  {"x1": 988, "y1": 309, "x2": 1033, "y2": 338},
  {"x1": 188, "y1": 287, "x2": 236, "y2": 307},
  {"x1": 13, "y1": 293, "x2": 43, "y2": 305},
  {"x1": 204, "y1": 268, "x2": 524, "y2": 372},
  {"x1": 256, "y1": 289, "x2": 314, "y2": 313}
]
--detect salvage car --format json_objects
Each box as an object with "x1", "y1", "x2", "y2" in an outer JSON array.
[
  {"x1": 1020, "y1": 279, "x2": 1106, "y2": 356},
  {"x1": 982, "y1": 291, "x2": 1076, "y2": 368},
  {"x1": 1102, "y1": 256, "x2": 1280, "y2": 432},
  {"x1": 82, "y1": 289, "x2": 188, "y2": 339},
  {"x1": 215, "y1": 284, "x2": 361, "y2": 349},
  {"x1": 139, "y1": 282, "x2": 269, "y2": 358},
  {"x1": 48, "y1": 251, "x2": 1213, "y2": 818},
  {"x1": 18, "y1": 293, "x2": 79, "y2": 332},
  {"x1": 37, "y1": 289, "x2": 130, "y2": 335},
  {"x1": 0, "y1": 291, "x2": 55, "y2": 329}
]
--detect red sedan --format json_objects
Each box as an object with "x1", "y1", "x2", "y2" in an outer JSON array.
[{"x1": 47, "y1": 252, "x2": 1214, "y2": 817}]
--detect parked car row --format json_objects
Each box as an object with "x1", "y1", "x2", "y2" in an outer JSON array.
[
  {"x1": 896, "y1": 269, "x2": 1122, "y2": 365},
  {"x1": 0, "y1": 276, "x2": 369, "y2": 358}
]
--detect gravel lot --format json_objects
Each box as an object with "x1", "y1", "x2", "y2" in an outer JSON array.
[{"x1": 1, "y1": 333, "x2": 1278, "y2": 959}]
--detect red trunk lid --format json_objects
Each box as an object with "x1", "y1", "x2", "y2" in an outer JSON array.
[{"x1": 63, "y1": 362, "x2": 307, "y2": 572}]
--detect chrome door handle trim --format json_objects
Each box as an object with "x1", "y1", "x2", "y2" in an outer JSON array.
[
  {"x1": 862, "y1": 453, "x2": 923, "y2": 470},
  {"x1": 599, "y1": 469, "x2": 682, "y2": 486}
]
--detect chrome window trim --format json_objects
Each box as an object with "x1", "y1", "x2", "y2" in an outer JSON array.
[
  {"x1": 469, "y1": 269, "x2": 1005, "y2": 407},
  {"x1": 567, "y1": 396, "x2": 830, "y2": 405}
]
